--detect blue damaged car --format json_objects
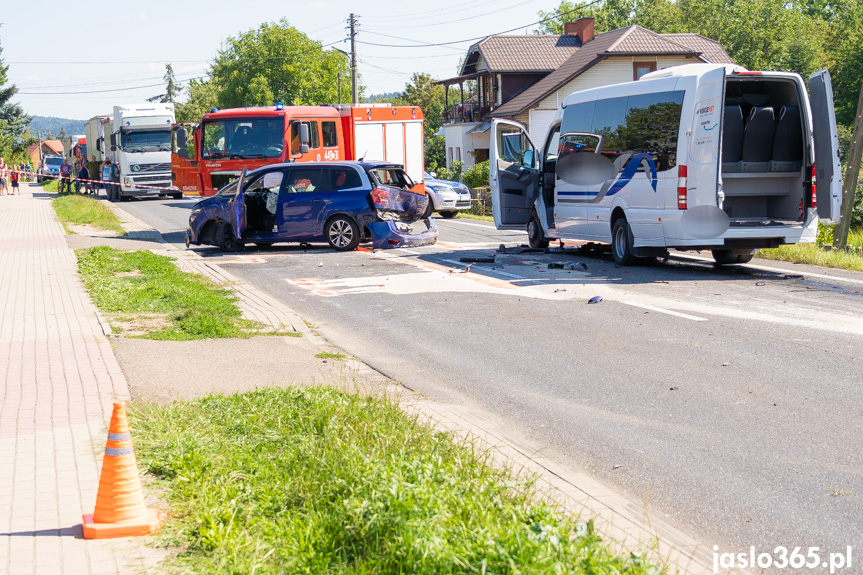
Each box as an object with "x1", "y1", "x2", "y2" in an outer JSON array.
[{"x1": 185, "y1": 161, "x2": 438, "y2": 252}]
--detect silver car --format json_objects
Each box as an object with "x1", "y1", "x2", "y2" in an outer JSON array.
[{"x1": 423, "y1": 171, "x2": 472, "y2": 218}]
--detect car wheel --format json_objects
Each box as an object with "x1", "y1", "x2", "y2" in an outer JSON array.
[
  {"x1": 612, "y1": 217, "x2": 638, "y2": 266},
  {"x1": 421, "y1": 196, "x2": 434, "y2": 219},
  {"x1": 440, "y1": 211, "x2": 457, "y2": 219},
  {"x1": 326, "y1": 215, "x2": 360, "y2": 251},
  {"x1": 216, "y1": 222, "x2": 242, "y2": 252},
  {"x1": 527, "y1": 210, "x2": 549, "y2": 249},
  {"x1": 712, "y1": 249, "x2": 754, "y2": 265}
]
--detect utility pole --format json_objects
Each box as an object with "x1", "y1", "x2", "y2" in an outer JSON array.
[
  {"x1": 834, "y1": 80, "x2": 863, "y2": 250},
  {"x1": 349, "y1": 13, "x2": 359, "y2": 105}
]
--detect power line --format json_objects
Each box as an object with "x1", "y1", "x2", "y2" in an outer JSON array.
[
  {"x1": 362, "y1": 0, "x2": 534, "y2": 31},
  {"x1": 357, "y1": 0, "x2": 603, "y2": 48},
  {"x1": 18, "y1": 74, "x2": 208, "y2": 96}
]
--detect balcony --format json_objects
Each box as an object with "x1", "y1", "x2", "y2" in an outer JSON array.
[{"x1": 442, "y1": 103, "x2": 491, "y2": 125}]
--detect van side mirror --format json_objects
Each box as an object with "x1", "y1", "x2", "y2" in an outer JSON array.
[
  {"x1": 522, "y1": 150, "x2": 534, "y2": 167},
  {"x1": 299, "y1": 123, "x2": 310, "y2": 154}
]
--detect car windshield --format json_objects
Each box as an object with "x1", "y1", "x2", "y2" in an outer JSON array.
[
  {"x1": 45, "y1": 158, "x2": 63, "y2": 166},
  {"x1": 120, "y1": 130, "x2": 171, "y2": 152},
  {"x1": 202, "y1": 118, "x2": 285, "y2": 159}
]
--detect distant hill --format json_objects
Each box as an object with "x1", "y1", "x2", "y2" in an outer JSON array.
[
  {"x1": 28, "y1": 116, "x2": 86, "y2": 138},
  {"x1": 365, "y1": 92, "x2": 400, "y2": 103}
]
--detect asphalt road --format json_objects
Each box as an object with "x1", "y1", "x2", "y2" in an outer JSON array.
[{"x1": 120, "y1": 196, "x2": 863, "y2": 567}]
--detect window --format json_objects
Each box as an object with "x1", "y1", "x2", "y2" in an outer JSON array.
[
  {"x1": 285, "y1": 168, "x2": 323, "y2": 193},
  {"x1": 369, "y1": 167, "x2": 413, "y2": 189},
  {"x1": 322, "y1": 122, "x2": 338, "y2": 147},
  {"x1": 561, "y1": 91, "x2": 684, "y2": 171},
  {"x1": 289, "y1": 121, "x2": 321, "y2": 156},
  {"x1": 633, "y1": 62, "x2": 657, "y2": 80},
  {"x1": 496, "y1": 124, "x2": 537, "y2": 168},
  {"x1": 328, "y1": 167, "x2": 364, "y2": 191},
  {"x1": 246, "y1": 170, "x2": 284, "y2": 194}
]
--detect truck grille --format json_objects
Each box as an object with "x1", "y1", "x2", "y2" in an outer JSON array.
[
  {"x1": 135, "y1": 163, "x2": 171, "y2": 174},
  {"x1": 131, "y1": 175, "x2": 171, "y2": 184}
]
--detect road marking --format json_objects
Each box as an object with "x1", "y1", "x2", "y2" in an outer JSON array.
[
  {"x1": 442, "y1": 220, "x2": 528, "y2": 234},
  {"x1": 680, "y1": 253, "x2": 863, "y2": 286},
  {"x1": 438, "y1": 258, "x2": 527, "y2": 279},
  {"x1": 622, "y1": 301, "x2": 708, "y2": 322}
]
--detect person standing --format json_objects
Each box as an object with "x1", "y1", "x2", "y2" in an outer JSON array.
[
  {"x1": 10, "y1": 168, "x2": 20, "y2": 195},
  {"x1": 59, "y1": 158, "x2": 72, "y2": 193},
  {"x1": 87, "y1": 155, "x2": 100, "y2": 196},
  {"x1": 103, "y1": 160, "x2": 114, "y2": 201},
  {"x1": 0, "y1": 158, "x2": 7, "y2": 196},
  {"x1": 111, "y1": 160, "x2": 121, "y2": 200}
]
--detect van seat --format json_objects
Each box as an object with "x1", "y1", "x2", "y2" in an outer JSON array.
[
  {"x1": 770, "y1": 106, "x2": 803, "y2": 172},
  {"x1": 741, "y1": 107, "x2": 775, "y2": 173},
  {"x1": 722, "y1": 105, "x2": 744, "y2": 173}
]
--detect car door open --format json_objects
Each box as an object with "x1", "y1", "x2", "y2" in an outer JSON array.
[{"x1": 490, "y1": 119, "x2": 541, "y2": 229}]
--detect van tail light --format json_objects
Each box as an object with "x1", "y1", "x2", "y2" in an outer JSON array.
[
  {"x1": 371, "y1": 187, "x2": 390, "y2": 207},
  {"x1": 810, "y1": 165, "x2": 817, "y2": 209},
  {"x1": 677, "y1": 165, "x2": 688, "y2": 210}
]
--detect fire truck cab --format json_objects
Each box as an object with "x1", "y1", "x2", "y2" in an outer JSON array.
[{"x1": 172, "y1": 104, "x2": 425, "y2": 197}]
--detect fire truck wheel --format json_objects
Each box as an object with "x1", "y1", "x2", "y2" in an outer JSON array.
[
  {"x1": 172, "y1": 193, "x2": 183, "y2": 200},
  {"x1": 326, "y1": 215, "x2": 360, "y2": 251}
]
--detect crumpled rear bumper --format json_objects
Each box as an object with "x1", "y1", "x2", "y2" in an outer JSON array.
[{"x1": 367, "y1": 218, "x2": 438, "y2": 250}]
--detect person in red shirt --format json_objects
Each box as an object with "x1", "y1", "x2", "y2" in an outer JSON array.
[{"x1": 10, "y1": 169, "x2": 20, "y2": 194}]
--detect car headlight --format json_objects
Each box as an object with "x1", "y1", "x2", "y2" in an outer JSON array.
[{"x1": 429, "y1": 184, "x2": 453, "y2": 194}]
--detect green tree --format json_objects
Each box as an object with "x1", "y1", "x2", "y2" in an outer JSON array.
[
  {"x1": 149, "y1": 64, "x2": 182, "y2": 104},
  {"x1": 210, "y1": 19, "x2": 351, "y2": 109},
  {"x1": 0, "y1": 34, "x2": 31, "y2": 158},
  {"x1": 176, "y1": 78, "x2": 221, "y2": 123}
]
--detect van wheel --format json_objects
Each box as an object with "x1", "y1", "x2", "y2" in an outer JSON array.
[
  {"x1": 326, "y1": 215, "x2": 360, "y2": 251},
  {"x1": 527, "y1": 211, "x2": 549, "y2": 249},
  {"x1": 216, "y1": 222, "x2": 242, "y2": 252},
  {"x1": 612, "y1": 217, "x2": 638, "y2": 266},
  {"x1": 712, "y1": 249, "x2": 754, "y2": 265}
]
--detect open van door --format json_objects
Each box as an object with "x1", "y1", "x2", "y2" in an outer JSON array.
[
  {"x1": 688, "y1": 67, "x2": 725, "y2": 207},
  {"x1": 809, "y1": 69, "x2": 842, "y2": 224},
  {"x1": 490, "y1": 119, "x2": 541, "y2": 229}
]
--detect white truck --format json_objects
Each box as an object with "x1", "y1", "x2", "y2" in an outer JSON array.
[{"x1": 104, "y1": 103, "x2": 179, "y2": 200}]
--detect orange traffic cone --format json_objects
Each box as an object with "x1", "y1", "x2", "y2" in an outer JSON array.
[{"x1": 82, "y1": 401, "x2": 161, "y2": 539}]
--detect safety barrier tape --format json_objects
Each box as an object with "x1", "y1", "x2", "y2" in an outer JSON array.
[{"x1": 14, "y1": 170, "x2": 181, "y2": 191}]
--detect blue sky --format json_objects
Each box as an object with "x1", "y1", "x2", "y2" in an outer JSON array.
[{"x1": 3, "y1": 0, "x2": 562, "y2": 121}]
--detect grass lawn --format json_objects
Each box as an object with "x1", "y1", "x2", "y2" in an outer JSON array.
[
  {"x1": 76, "y1": 246, "x2": 301, "y2": 340},
  {"x1": 133, "y1": 387, "x2": 663, "y2": 575},
  {"x1": 456, "y1": 212, "x2": 494, "y2": 222},
  {"x1": 759, "y1": 228, "x2": 863, "y2": 272},
  {"x1": 52, "y1": 194, "x2": 125, "y2": 235}
]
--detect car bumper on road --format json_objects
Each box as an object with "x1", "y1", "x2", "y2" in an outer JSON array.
[{"x1": 368, "y1": 217, "x2": 438, "y2": 249}]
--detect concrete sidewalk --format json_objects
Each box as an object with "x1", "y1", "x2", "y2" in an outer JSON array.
[{"x1": 0, "y1": 185, "x2": 164, "y2": 575}]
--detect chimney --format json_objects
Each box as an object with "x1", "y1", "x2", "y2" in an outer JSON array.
[{"x1": 564, "y1": 17, "x2": 595, "y2": 44}]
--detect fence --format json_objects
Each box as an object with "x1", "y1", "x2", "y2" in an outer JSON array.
[{"x1": 468, "y1": 187, "x2": 493, "y2": 217}]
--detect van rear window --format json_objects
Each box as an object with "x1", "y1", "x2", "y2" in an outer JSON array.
[{"x1": 561, "y1": 90, "x2": 684, "y2": 171}]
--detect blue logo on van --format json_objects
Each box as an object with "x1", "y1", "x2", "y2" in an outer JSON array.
[{"x1": 606, "y1": 153, "x2": 658, "y2": 196}]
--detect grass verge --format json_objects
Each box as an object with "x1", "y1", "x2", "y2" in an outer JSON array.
[
  {"x1": 42, "y1": 178, "x2": 59, "y2": 192},
  {"x1": 456, "y1": 212, "x2": 494, "y2": 222},
  {"x1": 77, "y1": 246, "x2": 301, "y2": 340},
  {"x1": 758, "y1": 244, "x2": 863, "y2": 272},
  {"x1": 133, "y1": 387, "x2": 663, "y2": 575},
  {"x1": 52, "y1": 194, "x2": 125, "y2": 235}
]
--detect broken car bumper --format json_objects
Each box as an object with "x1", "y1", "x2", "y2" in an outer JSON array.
[{"x1": 368, "y1": 218, "x2": 438, "y2": 250}]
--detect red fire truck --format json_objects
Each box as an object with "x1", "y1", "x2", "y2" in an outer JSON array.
[{"x1": 171, "y1": 104, "x2": 425, "y2": 197}]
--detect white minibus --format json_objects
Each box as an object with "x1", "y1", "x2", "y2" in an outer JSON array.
[{"x1": 490, "y1": 64, "x2": 842, "y2": 265}]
